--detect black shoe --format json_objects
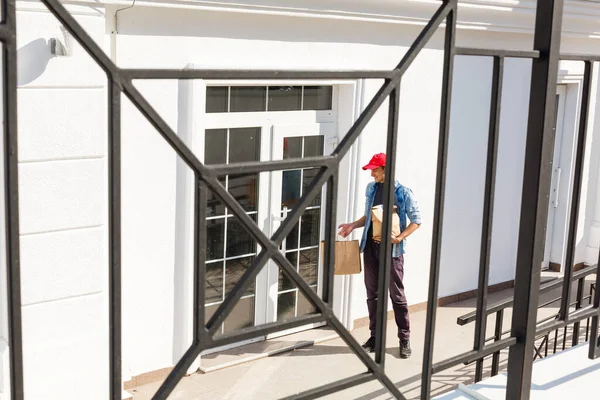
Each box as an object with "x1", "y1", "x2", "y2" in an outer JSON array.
[
  {"x1": 400, "y1": 340, "x2": 411, "y2": 359},
  {"x1": 362, "y1": 337, "x2": 376, "y2": 353}
]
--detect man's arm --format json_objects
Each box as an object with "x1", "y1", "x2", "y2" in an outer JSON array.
[
  {"x1": 391, "y1": 187, "x2": 422, "y2": 244},
  {"x1": 338, "y1": 215, "x2": 366, "y2": 238}
]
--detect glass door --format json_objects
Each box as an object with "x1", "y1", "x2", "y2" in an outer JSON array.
[
  {"x1": 266, "y1": 123, "x2": 334, "y2": 334},
  {"x1": 203, "y1": 126, "x2": 266, "y2": 336}
]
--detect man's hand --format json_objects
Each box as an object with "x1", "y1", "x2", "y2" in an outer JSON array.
[
  {"x1": 338, "y1": 223, "x2": 354, "y2": 238},
  {"x1": 391, "y1": 234, "x2": 402, "y2": 244}
]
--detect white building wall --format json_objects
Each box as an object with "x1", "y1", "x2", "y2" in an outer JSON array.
[
  {"x1": 0, "y1": 0, "x2": 599, "y2": 389},
  {"x1": 12, "y1": 2, "x2": 109, "y2": 399},
  {"x1": 108, "y1": 2, "x2": 600, "y2": 378}
]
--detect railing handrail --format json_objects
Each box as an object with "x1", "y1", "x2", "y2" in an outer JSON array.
[{"x1": 457, "y1": 264, "x2": 598, "y2": 326}]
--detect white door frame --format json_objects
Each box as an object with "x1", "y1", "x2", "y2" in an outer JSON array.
[{"x1": 173, "y1": 72, "x2": 358, "y2": 358}]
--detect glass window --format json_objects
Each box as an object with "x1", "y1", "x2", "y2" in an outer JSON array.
[
  {"x1": 206, "y1": 87, "x2": 228, "y2": 113},
  {"x1": 268, "y1": 86, "x2": 302, "y2": 111},
  {"x1": 303, "y1": 86, "x2": 333, "y2": 110},
  {"x1": 230, "y1": 86, "x2": 267, "y2": 112}
]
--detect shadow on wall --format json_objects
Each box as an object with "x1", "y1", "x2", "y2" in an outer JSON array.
[{"x1": 17, "y1": 38, "x2": 54, "y2": 86}]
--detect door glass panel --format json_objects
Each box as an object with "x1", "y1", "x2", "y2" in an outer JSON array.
[
  {"x1": 300, "y1": 209, "x2": 321, "y2": 248},
  {"x1": 229, "y1": 127, "x2": 261, "y2": 163},
  {"x1": 203, "y1": 127, "x2": 261, "y2": 335},
  {"x1": 223, "y1": 297, "x2": 255, "y2": 334},
  {"x1": 229, "y1": 173, "x2": 258, "y2": 212},
  {"x1": 303, "y1": 86, "x2": 333, "y2": 110},
  {"x1": 206, "y1": 218, "x2": 225, "y2": 260},
  {"x1": 277, "y1": 292, "x2": 296, "y2": 322},
  {"x1": 297, "y1": 291, "x2": 317, "y2": 317},
  {"x1": 230, "y1": 86, "x2": 266, "y2": 112},
  {"x1": 302, "y1": 168, "x2": 321, "y2": 206},
  {"x1": 276, "y1": 134, "x2": 325, "y2": 322},
  {"x1": 304, "y1": 136, "x2": 324, "y2": 157},
  {"x1": 299, "y1": 249, "x2": 318, "y2": 286},
  {"x1": 226, "y1": 214, "x2": 257, "y2": 258},
  {"x1": 225, "y1": 256, "x2": 256, "y2": 297},
  {"x1": 268, "y1": 86, "x2": 302, "y2": 111},
  {"x1": 206, "y1": 87, "x2": 229, "y2": 113},
  {"x1": 279, "y1": 252, "x2": 298, "y2": 291},
  {"x1": 205, "y1": 262, "x2": 224, "y2": 304}
]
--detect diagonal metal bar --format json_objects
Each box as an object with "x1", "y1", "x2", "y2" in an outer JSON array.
[
  {"x1": 422, "y1": 1, "x2": 457, "y2": 398},
  {"x1": 281, "y1": 373, "x2": 375, "y2": 400},
  {"x1": 590, "y1": 263, "x2": 600, "y2": 359},
  {"x1": 2, "y1": 0, "x2": 24, "y2": 398},
  {"x1": 108, "y1": 79, "x2": 123, "y2": 400},
  {"x1": 152, "y1": 342, "x2": 205, "y2": 400},
  {"x1": 374, "y1": 82, "x2": 401, "y2": 367},
  {"x1": 474, "y1": 56, "x2": 504, "y2": 383},
  {"x1": 559, "y1": 60, "x2": 592, "y2": 322}
]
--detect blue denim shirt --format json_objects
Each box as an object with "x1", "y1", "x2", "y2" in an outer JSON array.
[{"x1": 360, "y1": 180, "x2": 422, "y2": 257}]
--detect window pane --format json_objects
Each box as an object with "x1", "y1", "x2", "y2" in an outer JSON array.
[
  {"x1": 229, "y1": 127, "x2": 260, "y2": 164},
  {"x1": 297, "y1": 290, "x2": 317, "y2": 317},
  {"x1": 302, "y1": 168, "x2": 321, "y2": 206},
  {"x1": 299, "y1": 248, "x2": 318, "y2": 286},
  {"x1": 205, "y1": 129, "x2": 227, "y2": 165},
  {"x1": 230, "y1": 86, "x2": 266, "y2": 112},
  {"x1": 268, "y1": 86, "x2": 301, "y2": 111},
  {"x1": 225, "y1": 256, "x2": 255, "y2": 297},
  {"x1": 223, "y1": 296, "x2": 255, "y2": 334},
  {"x1": 282, "y1": 170, "x2": 301, "y2": 208},
  {"x1": 283, "y1": 137, "x2": 302, "y2": 159},
  {"x1": 206, "y1": 178, "x2": 226, "y2": 217},
  {"x1": 279, "y1": 252, "x2": 297, "y2": 291},
  {"x1": 229, "y1": 174, "x2": 258, "y2": 212},
  {"x1": 205, "y1": 262, "x2": 224, "y2": 304},
  {"x1": 285, "y1": 217, "x2": 299, "y2": 251},
  {"x1": 277, "y1": 291, "x2": 296, "y2": 321},
  {"x1": 303, "y1": 86, "x2": 333, "y2": 110},
  {"x1": 303, "y1": 135, "x2": 324, "y2": 158},
  {"x1": 206, "y1": 87, "x2": 228, "y2": 113},
  {"x1": 300, "y1": 209, "x2": 321, "y2": 248},
  {"x1": 226, "y1": 214, "x2": 257, "y2": 258},
  {"x1": 206, "y1": 217, "x2": 225, "y2": 260}
]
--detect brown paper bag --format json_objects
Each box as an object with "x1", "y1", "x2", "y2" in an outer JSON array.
[
  {"x1": 371, "y1": 205, "x2": 401, "y2": 242},
  {"x1": 320, "y1": 240, "x2": 362, "y2": 275}
]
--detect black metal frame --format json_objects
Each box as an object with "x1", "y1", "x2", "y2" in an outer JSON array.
[{"x1": 2, "y1": 0, "x2": 600, "y2": 399}]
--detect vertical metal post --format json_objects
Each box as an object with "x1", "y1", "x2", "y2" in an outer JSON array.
[
  {"x1": 589, "y1": 268, "x2": 600, "y2": 359},
  {"x1": 544, "y1": 334, "x2": 549, "y2": 357},
  {"x1": 322, "y1": 174, "x2": 338, "y2": 306},
  {"x1": 506, "y1": 1, "x2": 564, "y2": 398},
  {"x1": 374, "y1": 82, "x2": 401, "y2": 366},
  {"x1": 559, "y1": 61, "x2": 592, "y2": 322},
  {"x1": 421, "y1": 1, "x2": 456, "y2": 397},
  {"x1": 474, "y1": 56, "x2": 503, "y2": 384},
  {"x1": 491, "y1": 310, "x2": 504, "y2": 377},
  {"x1": 573, "y1": 277, "x2": 584, "y2": 346},
  {"x1": 2, "y1": 0, "x2": 24, "y2": 397},
  {"x1": 194, "y1": 178, "x2": 207, "y2": 340},
  {"x1": 108, "y1": 79, "x2": 122, "y2": 399}
]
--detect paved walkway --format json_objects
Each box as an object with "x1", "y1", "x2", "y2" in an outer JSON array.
[{"x1": 127, "y1": 275, "x2": 595, "y2": 399}]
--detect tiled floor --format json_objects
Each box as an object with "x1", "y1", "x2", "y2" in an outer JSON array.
[{"x1": 127, "y1": 274, "x2": 594, "y2": 399}]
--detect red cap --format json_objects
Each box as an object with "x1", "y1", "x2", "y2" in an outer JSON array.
[{"x1": 362, "y1": 153, "x2": 386, "y2": 170}]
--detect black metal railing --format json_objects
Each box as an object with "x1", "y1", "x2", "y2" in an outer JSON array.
[
  {"x1": 457, "y1": 266, "x2": 598, "y2": 382},
  {"x1": 2, "y1": 0, "x2": 600, "y2": 399}
]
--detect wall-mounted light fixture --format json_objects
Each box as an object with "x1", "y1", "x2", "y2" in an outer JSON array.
[{"x1": 50, "y1": 26, "x2": 71, "y2": 57}]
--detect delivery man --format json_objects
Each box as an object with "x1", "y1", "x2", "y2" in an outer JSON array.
[{"x1": 338, "y1": 153, "x2": 422, "y2": 358}]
